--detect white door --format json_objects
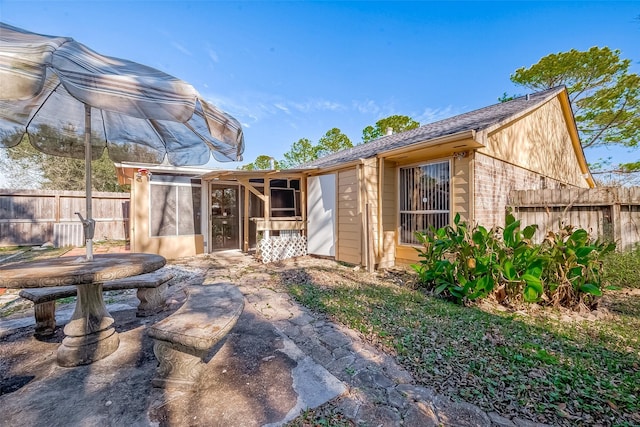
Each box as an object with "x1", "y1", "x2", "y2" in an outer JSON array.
[{"x1": 307, "y1": 174, "x2": 336, "y2": 256}]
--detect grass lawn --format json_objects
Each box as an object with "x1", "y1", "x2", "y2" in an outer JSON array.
[
  {"x1": 280, "y1": 255, "x2": 640, "y2": 426},
  {"x1": 0, "y1": 240, "x2": 129, "y2": 265},
  {"x1": 603, "y1": 247, "x2": 640, "y2": 289},
  {"x1": 0, "y1": 245, "x2": 71, "y2": 264}
]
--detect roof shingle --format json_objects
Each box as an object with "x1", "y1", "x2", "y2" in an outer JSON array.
[{"x1": 302, "y1": 86, "x2": 565, "y2": 169}]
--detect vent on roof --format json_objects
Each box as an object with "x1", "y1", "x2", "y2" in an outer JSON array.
[{"x1": 526, "y1": 94, "x2": 531, "y2": 101}]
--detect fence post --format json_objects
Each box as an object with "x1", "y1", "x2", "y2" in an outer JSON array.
[
  {"x1": 612, "y1": 202, "x2": 622, "y2": 249},
  {"x1": 55, "y1": 194, "x2": 60, "y2": 223}
]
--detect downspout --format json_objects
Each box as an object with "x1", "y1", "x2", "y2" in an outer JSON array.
[{"x1": 377, "y1": 156, "x2": 383, "y2": 268}]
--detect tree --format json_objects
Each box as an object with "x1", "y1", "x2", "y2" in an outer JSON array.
[
  {"x1": 4, "y1": 135, "x2": 126, "y2": 191},
  {"x1": 280, "y1": 138, "x2": 317, "y2": 169},
  {"x1": 498, "y1": 92, "x2": 519, "y2": 103},
  {"x1": 240, "y1": 155, "x2": 279, "y2": 170},
  {"x1": 38, "y1": 151, "x2": 124, "y2": 192},
  {"x1": 362, "y1": 115, "x2": 420, "y2": 143},
  {"x1": 253, "y1": 128, "x2": 353, "y2": 171},
  {"x1": 0, "y1": 149, "x2": 46, "y2": 189},
  {"x1": 511, "y1": 47, "x2": 640, "y2": 171},
  {"x1": 315, "y1": 128, "x2": 352, "y2": 158}
]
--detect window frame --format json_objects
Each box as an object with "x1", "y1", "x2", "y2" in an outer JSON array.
[
  {"x1": 397, "y1": 159, "x2": 452, "y2": 246},
  {"x1": 148, "y1": 175, "x2": 202, "y2": 238},
  {"x1": 250, "y1": 178, "x2": 301, "y2": 218},
  {"x1": 270, "y1": 187, "x2": 297, "y2": 217}
]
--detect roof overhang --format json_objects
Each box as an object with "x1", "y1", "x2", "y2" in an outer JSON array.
[
  {"x1": 378, "y1": 129, "x2": 483, "y2": 162},
  {"x1": 200, "y1": 168, "x2": 313, "y2": 181},
  {"x1": 114, "y1": 162, "x2": 218, "y2": 185}
]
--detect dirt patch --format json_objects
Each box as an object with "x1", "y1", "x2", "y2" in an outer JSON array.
[
  {"x1": 0, "y1": 256, "x2": 346, "y2": 427},
  {"x1": 276, "y1": 257, "x2": 418, "y2": 291},
  {"x1": 148, "y1": 310, "x2": 299, "y2": 427},
  {"x1": 0, "y1": 308, "x2": 163, "y2": 425}
]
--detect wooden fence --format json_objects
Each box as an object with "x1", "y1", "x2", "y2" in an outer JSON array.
[
  {"x1": 0, "y1": 189, "x2": 130, "y2": 246},
  {"x1": 507, "y1": 187, "x2": 640, "y2": 251}
]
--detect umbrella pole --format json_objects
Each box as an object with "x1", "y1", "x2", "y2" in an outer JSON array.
[{"x1": 84, "y1": 103, "x2": 93, "y2": 261}]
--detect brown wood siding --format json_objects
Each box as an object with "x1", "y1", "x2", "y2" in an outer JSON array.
[
  {"x1": 379, "y1": 159, "x2": 397, "y2": 268},
  {"x1": 395, "y1": 245, "x2": 421, "y2": 266},
  {"x1": 337, "y1": 167, "x2": 361, "y2": 265},
  {"x1": 482, "y1": 97, "x2": 589, "y2": 188},
  {"x1": 453, "y1": 154, "x2": 472, "y2": 223},
  {"x1": 474, "y1": 152, "x2": 567, "y2": 229},
  {"x1": 362, "y1": 158, "x2": 378, "y2": 268}
]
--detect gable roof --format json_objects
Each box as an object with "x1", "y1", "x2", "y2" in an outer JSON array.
[{"x1": 303, "y1": 86, "x2": 567, "y2": 169}]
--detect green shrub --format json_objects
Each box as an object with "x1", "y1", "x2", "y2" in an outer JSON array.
[
  {"x1": 412, "y1": 213, "x2": 502, "y2": 304},
  {"x1": 412, "y1": 214, "x2": 615, "y2": 310},
  {"x1": 498, "y1": 214, "x2": 544, "y2": 304},
  {"x1": 541, "y1": 226, "x2": 615, "y2": 310}
]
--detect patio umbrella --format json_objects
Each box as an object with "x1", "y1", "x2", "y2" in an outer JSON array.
[{"x1": 0, "y1": 23, "x2": 244, "y2": 260}]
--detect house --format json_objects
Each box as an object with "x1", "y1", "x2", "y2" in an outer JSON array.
[{"x1": 119, "y1": 86, "x2": 593, "y2": 268}]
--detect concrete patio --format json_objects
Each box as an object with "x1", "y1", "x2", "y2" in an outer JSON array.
[{"x1": 1, "y1": 248, "x2": 522, "y2": 427}]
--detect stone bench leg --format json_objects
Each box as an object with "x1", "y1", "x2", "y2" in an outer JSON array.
[
  {"x1": 34, "y1": 301, "x2": 56, "y2": 337},
  {"x1": 151, "y1": 340, "x2": 206, "y2": 390},
  {"x1": 57, "y1": 283, "x2": 119, "y2": 367},
  {"x1": 136, "y1": 283, "x2": 168, "y2": 317}
]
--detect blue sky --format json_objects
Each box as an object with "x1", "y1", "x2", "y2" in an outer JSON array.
[{"x1": 1, "y1": 1, "x2": 639, "y2": 170}]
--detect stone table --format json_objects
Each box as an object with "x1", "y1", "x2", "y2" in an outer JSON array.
[{"x1": 0, "y1": 253, "x2": 166, "y2": 367}]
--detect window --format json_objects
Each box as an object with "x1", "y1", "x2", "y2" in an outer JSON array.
[
  {"x1": 149, "y1": 175, "x2": 202, "y2": 237},
  {"x1": 243, "y1": 178, "x2": 301, "y2": 218},
  {"x1": 269, "y1": 178, "x2": 301, "y2": 218},
  {"x1": 399, "y1": 161, "x2": 450, "y2": 245}
]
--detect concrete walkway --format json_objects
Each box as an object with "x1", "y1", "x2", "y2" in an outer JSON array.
[
  {"x1": 173, "y1": 252, "x2": 549, "y2": 427},
  {"x1": 1, "y1": 249, "x2": 550, "y2": 426}
]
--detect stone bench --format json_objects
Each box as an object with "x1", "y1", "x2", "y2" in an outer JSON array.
[
  {"x1": 147, "y1": 283, "x2": 244, "y2": 390},
  {"x1": 19, "y1": 270, "x2": 174, "y2": 337}
]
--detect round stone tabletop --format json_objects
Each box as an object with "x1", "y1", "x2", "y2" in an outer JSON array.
[{"x1": 0, "y1": 253, "x2": 166, "y2": 288}]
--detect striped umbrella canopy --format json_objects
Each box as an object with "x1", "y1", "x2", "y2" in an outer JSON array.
[{"x1": 0, "y1": 22, "x2": 245, "y2": 259}]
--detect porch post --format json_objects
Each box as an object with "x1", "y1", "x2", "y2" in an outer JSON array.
[
  {"x1": 243, "y1": 185, "x2": 249, "y2": 252},
  {"x1": 264, "y1": 178, "x2": 270, "y2": 239},
  {"x1": 301, "y1": 175, "x2": 307, "y2": 238}
]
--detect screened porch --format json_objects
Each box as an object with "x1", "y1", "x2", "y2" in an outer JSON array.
[{"x1": 201, "y1": 169, "x2": 309, "y2": 262}]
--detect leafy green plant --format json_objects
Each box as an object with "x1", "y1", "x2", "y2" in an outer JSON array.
[
  {"x1": 412, "y1": 213, "x2": 502, "y2": 304},
  {"x1": 541, "y1": 226, "x2": 616, "y2": 310},
  {"x1": 498, "y1": 214, "x2": 543, "y2": 303},
  {"x1": 413, "y1": 214, "x2": 615, "y2": 310}
]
